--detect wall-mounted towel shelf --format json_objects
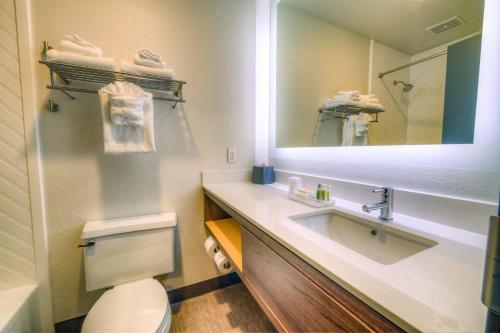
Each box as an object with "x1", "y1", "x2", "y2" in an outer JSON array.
[
  {"x1": 39, "y1": 42, "x2": 186, "y2": 112},
  {"x1": 318, "y1": 105, "x2": 384, "y2": 123}
]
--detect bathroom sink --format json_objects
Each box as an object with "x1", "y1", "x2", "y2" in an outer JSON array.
[{"x1": 289, "y1": 210, "x2": 437, "y2": 265}]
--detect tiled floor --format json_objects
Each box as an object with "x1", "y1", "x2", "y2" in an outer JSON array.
[{"x1": 170, "y1": 283, "x2": 276, "y2": 332}]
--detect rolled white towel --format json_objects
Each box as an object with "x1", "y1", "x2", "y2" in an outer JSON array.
[
  {"x1": 334, "y1": 94, "x2": 360, "y2": 102},
  {"x1": 324, "y1": 98, "x2": 363, "y2": 109},
  {"x1": 45, "y1": 49, "x2": 116, "y2": 71},
  {"x1": 362, "y1": 102, "x2": 384, "y2": 110},
  {"x1": 133, "y1": 55, "x2": 166, "y2": 68},
  {"x1": 138, "y1": 48, "x2": 163, "y2": 63},
  {"x1": 60, "y1": 40, "x2": 102, "y2": 57},
  {"x1": 337, "y1": 90, "x2": 361, "y2": 98},
  {"x1": 64, "y1": 34, "x2": 98, "y2": 49},
  {"x1": 121, "y1": 61, "x2": 174, "y2": 79}
]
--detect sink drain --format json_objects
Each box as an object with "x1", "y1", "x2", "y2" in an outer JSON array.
[{"x1": 370, "y1": 229, "x2": 378, "y2": 236}]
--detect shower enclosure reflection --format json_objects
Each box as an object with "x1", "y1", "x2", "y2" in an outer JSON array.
[{"x1": 275, "y1": 0, "x2": 484, "y2": 147}]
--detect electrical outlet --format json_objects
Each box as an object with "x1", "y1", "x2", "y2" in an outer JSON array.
[{"x1": 227, "y1": 148, "x2": 237, "y2": 164}]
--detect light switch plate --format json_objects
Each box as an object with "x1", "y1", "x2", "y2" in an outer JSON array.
[{"x1": 227, "y1": 148, "x2": 237, "y2": 164}]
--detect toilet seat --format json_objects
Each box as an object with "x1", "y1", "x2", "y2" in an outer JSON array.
[{"x1": 81, "y1": 278, "x2": 171, "y2": 333}]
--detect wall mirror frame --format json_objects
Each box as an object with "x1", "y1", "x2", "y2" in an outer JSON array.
[
  {"x1": 267, "y1": 0, "x2": 499, "y2": 174},
  {"x1": 271, "y1": 0, "x2": 484, "y2": 150}
]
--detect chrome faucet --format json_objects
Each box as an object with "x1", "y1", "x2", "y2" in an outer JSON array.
[{"x1": 362, "y1": 187, "x2": 394, "y2": 221}]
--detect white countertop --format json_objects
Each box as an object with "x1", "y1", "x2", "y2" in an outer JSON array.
[{"x1": 203, "y1": 181, "x2": 487, "y2": 333}]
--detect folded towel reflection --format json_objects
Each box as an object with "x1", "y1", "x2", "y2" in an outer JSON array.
[
  {"x1": 121, "y1": 61, "x2": 174, "y2": 79},
  {"x1": 110, "y1": 94, "x2": 145, "y2": 127},
  {"x1": 99, "y1": 82, "x2": 155, "y2": 154},
  {"x1": 323, "y1": 91, "x2": 384, "y2": 111},
  {"x1": 45, "y1": 49, "x2": 115, "y2": 71}
]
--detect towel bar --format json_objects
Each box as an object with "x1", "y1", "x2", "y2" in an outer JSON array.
[
  {"x1": 40, "y1": 41, "x2": 186, "y2": 112},
  {"x1": 318, "y1": 105, "x2": 383, "y2": 123}
]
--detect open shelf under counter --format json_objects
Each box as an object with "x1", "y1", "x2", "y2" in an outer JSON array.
[{"x1": 205, "y1": 218, "x2": 242, "y2": 273}]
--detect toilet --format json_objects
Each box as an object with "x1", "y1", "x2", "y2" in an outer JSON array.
[{"x1": 79, "y1": 213, "x2": 177, "y2": 333}]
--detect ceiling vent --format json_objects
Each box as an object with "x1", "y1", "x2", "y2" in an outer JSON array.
[{"x1": 426, "y1": 16, "x2": 466, "y2": 35}]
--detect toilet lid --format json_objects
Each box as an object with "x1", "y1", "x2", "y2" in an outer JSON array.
[{"x1": 82, "y1": 278, "x2": 170, "y2": 333}]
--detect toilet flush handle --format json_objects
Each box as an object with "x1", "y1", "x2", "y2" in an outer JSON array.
[{"x1": 78, "y1": 240, "x2": 95, "y2": 248}]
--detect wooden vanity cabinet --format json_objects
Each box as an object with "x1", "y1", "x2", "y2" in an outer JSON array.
[{"x1": 204, "y1": 192, "x2": 404, "y2": 333}]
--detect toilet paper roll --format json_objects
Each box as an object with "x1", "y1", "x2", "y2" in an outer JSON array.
[
  {"x1": 204, "y1": 236, "x2": 220, "y2": 259},
  {"x1": 213, "y1": 251, "x2": 233, "y2": 274}
]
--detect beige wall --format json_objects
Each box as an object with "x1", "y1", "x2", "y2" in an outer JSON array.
[
  {"x1": 30, "y1": 0, "x2": 256, "y2": 322},
  {"x1": 276, "y1": 4, "x2": 369, "y2": 147},
  {"x1": 0, "y1": 0, "x2": 36, "y2": 290}
]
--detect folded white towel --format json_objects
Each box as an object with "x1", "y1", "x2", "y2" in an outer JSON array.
[
  {"x1": 99, "y1": 82, "x2": 155, "y2": 154},
  {"x1": 138, "y1": 48, "x2": 163, "y2": 63},
  {"x1": 337, "y1": 90, "x2": 361, "y2": 98},
  {"x1": 121, "y1": 61, "x2": 174, "y2": 79},
  {"x1": 133, "y1": 55, "x2": 166, "y2": 68},
  {"x1": 323, "y1": 98, "x2": 363, "y2": 109},
  {"x1": 60, "y1": 40, "x2": 102, "y2": 57},
  {"x1": 64, "y1": 34, "x2": 98, "y2": 49},
  {"x1": 45, "y1": 49, "x2": 116, "y2": 71},
  {"x1": 110, "y1": 94, "x2": 145, "y2": 127},
  {"x1": 333, "y1": 94, "x2": 361, "y2": 102},
  {"x1": 363, "y1": 102, "x2": 384, "y2": 110}
]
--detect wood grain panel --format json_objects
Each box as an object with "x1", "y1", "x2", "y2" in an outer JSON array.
[
  {"x1": 243, "y1": 227, "x2": 372, "y2": 333},
  {"x1": 204, "y1": 194, "x2": 231, "y2": 222},
  {"x1": 205, "y1": 219, "x2": 242, "y2": 272},
  {"x1": 0, "y1": 0, "x2": 36, "y2": 290}
]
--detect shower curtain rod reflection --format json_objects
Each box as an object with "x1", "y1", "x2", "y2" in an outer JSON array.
[{"x1": 378, "y1": 50, "x2": 447, "y2": 78}]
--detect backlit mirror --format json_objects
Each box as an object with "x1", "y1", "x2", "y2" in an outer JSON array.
[{"x1": 275, "y1": 0, "x2": 484, "y2": 147}]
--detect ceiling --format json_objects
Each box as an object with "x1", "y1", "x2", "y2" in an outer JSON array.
[{"x1": 280, "y1": 0, "x2": 484, "y2": 55}]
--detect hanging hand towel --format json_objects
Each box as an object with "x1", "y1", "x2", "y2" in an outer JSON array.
[
  {"x1": 99, "y1": 82, "x2": 155, "y2": 154},
  {"x1": 110, "y1": 94, "x2": 145, "y2": 127}
]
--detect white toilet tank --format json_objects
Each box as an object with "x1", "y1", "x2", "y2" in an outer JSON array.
[{"x1": 81, "y1": 213, "x2": 177, "y2": 291}]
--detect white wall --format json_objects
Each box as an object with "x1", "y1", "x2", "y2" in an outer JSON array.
[
  {"x1": 0, "y1": 0, "x2": 37, "y2": 290},
  {"x1": 269, "y1": 0, "x2": 500, "y2": 203},
  {"x1": 29, "y1": 0, "x2": 256, "y2": 322}
]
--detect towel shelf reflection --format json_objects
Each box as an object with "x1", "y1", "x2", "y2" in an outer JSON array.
[
  {"x1": 318, "y1": 105, "x2": 384, "y2": 123},
  {"x1": 39, "y1": 42, "x2": 186, "y2": 112}
]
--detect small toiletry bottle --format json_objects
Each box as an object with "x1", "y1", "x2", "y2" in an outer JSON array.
[
  {"x1": 327, "y1": 185, "x2": 333, "y2": 202},
  {"x1": 320, "y1": 184, "x2": 326, "y2": 201},
  {"x1": 316, "y1": 184, "x2": 321, "y2": 200},
  {"x1": 323, "y1": 185, "x2": 330, "y2": 201}
]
